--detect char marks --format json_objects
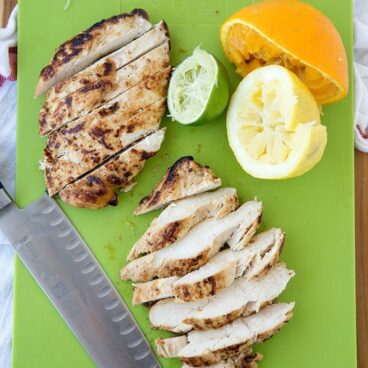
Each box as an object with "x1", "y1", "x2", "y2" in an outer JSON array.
[{"x1": 36, "y1": 11, "x2": 171, "y2": 208}]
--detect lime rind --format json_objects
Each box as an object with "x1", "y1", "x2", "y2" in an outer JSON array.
[{"x1": 168, "y1": 47, "x2": 229, "y2": 125}]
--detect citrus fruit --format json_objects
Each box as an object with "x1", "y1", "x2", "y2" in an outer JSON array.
[
  {"x1": 220, "y1": 0, "x2": 348, "y2": 104},
  {"x1": 168, "y1": 47, "x2": 230, "y2": 125},
  {"x1": 227, "y1": 65, "x2": 327, "y2": 179}
]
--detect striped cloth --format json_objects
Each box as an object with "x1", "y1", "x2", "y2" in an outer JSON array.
[{"x1": 0, "y1": 6, "x2": 17, "y2": 86}]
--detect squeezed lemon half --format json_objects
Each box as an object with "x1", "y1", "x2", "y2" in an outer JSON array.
[{"x1": 227, "y1": 65, "x2": 327, "y2": 179}]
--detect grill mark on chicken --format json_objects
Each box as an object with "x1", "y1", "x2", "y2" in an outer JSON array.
[
  {"x1": 135, "y1": 156, "x2": 222, "y2": 215},
  {"x1": 44, "y1": 68, "x2": 170, "y2": 196},
  {"x1": 65, "y1": 96, "x2": 73, "y2": 106},
  {"x1": 58, "y1": 129, "x2": 165, "y2": 208},
  {"x1": 78, "y1": 78, "x2": 115, "y2": 94},
  {"x1": 148, "y1": 263, "x2": 293, "y2": 334},
  {"x1": 181, "y1": 349, "x2": 262, "y2": 368},
  {"x1": 128, "y1": 188, "x2": 238, "y2": 260},
  {"x1": 39, "y1": 43, "x2": 170, "y2": 135},
  {"x1": 63, "y1": 122, "x2": 85, "y2": 135},
  {"x1": 156, "y1": 303, "x2": 294, "y2": 366},
  {"x1": 45, "y1": 22, "x2": 169, "y2": 103},
  {"x1": 98, "y1": 102, "x2": 120, "y2": 117},
  {"x1": 121, "y1": 201, "x2": 262, "y2": 282},
  {"x1": 36, "y1": 9, "x2": 150, "y2": 92},
  {"x1": 39, "y1": 63, "x2": 118, "y2": 135},
  {"x1": 45, "y1": 99, "x2": 166, "y2": 195}
]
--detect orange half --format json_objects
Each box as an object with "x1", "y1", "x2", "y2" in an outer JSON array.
[{"x1": 220, "y1": 0, "x2": 349, "y2": 104}]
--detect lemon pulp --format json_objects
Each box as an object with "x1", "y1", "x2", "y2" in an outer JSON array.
[{"x1": 227, "y1": 65, "x2": 327, "y2": 179}]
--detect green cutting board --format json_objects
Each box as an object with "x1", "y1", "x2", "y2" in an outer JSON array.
[{"x1": 15, "y1": 0, "x2": 355, "y2": 367}]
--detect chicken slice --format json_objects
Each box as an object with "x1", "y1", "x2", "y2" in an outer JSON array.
[
  {"x1": 149, "y1": 263, "x2": 294, "y2": 332},
  {"x1": 34, "y1": 9, "x2": 152, "y2": 97},
  {"x1": 134, "y1": 157, "x2": 222, "y2": 215},
  {"x1": 44, "y1": 68, "x2": 171, "y2": 196},
  {"x1": 133, "y1": 224, "x2": 277, "y2": 306},
  {"x1": 39, "y1": 42, "x2": 170, "y2": 135},
  {"x1": 181, "y1": 349, "x2": 262, "y2": 368},
  {"x1": 174, "y1": 227, "x2": 285, "y2": 302},
  {"x1": 156, "y1": 335, "x2": 188, "y2": 358},
  {"x1": 227, "y1": 211, "x2": 262, "y2": 251},
  {"x1": 46, "y1": 21, "x2": 169, "y2": 102},
  {"x1": 133, "y1": 250, "x2": 243, "y2": 305},
  {"x1": 183, "y1": 263, "x2": 294, "y2": 330},
  {"x1": 120, "y1": 201, "x2": 262, "y2": 282},
  {"x1": 133, "y1": 276, "x2": 179, "y2": 305},
  {"x1": 128, "y1": 187, "x2": 238, "y2": 260},
  {"x1": 172, "y1": 250, "x2": 246, "y2": 303},
  {"x1": 244, "y1": 228, "x2": 285, "y2": 279},
  {"x1": 150, "y1": 296, "x2": 198, "y2": 333},
  {"x1": 58, "y1": 129, "x2": 165, "y2": 208},
  {"x1": 156, "y1": 303, "x2": 294, "y2": 366}
]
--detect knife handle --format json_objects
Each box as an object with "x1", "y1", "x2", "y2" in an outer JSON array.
[{"x1": 0, "y1": 181, "x2": 13, "y2": 211}]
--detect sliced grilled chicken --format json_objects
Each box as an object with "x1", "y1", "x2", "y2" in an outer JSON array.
[
  {"x1": 156, "y1": 303, "x2": 294, "y2": 366},
  {"x1": 128, "y1": 188, "x2": 238, "y2": 260},
  {"x1": 175, "y1": 227, "x2": 285, "y2": 302},
  {"x1": 229, "y1": 351, "x2": 262, "y2": 368},
  {"x1": 58, "y1": 129, "x2": 165, "y2": 208},
  {"x1": 227, "y1": 210, "x2": 262, "y2": 251},
  {"x1": 44, "y1": 68, "x2": 171, "y2": 196},
  {"x1": 46, "y1": 21, "x2": 169, "y2": 102},
  {"x1": 149, "y1": 263, "x2": 294, "y2": 332},
  {"x1": 134, "y1": 228, "x2": 284, "y2": 304},
  {"x1": 35, "y1": 9, "x2": 152, "y2": 97},
  {"x1": 133, "y1": 250, "x2": 243, "y2": 305},
  {"x1": 156, "y1": 335, "x2": 188, "y2": 358},
  {"x1": 133, "y1": 276, "x2": 179, "y2": 305},
  {"x1": 120, "y1": 201, "x2": 262, "y2": 282},
  {"x1": 150, "y1": 297, "x2": 198, "y2": 333},
  {"x1": 183, "y1": 263, "x2": 294, "y2": 330},
  {"x1": 181, "y1": 349, "x2": 262, "y2": 368},
  {"x1": 172, "y1": 251, "x2": 244, "y2": 303},
  {"x1": 134, "y1": 157, "x2": 222, "y2": 215},
  {"x1": 244, "y1": 228, "x2": 285, "y2": 279},
  {"x1": 39, "y1": 42, "x2": 170, "y2": 135}
]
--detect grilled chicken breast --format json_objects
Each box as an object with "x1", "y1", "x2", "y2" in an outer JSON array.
[
  {"x1": 46, "y1": 21, "x2": 169, "y2": 102},
  {"x1": 156, "y1": 303, "x2": 294, "y2": 366},
  {"x1": 133, "y1": 276, "x2": 179, "y2": 305},
  {"x1": 183, "y1": 263, "x2": 294, "y2": 330},
  {"x1": 134, "y1": 157, "x2": 222, "y2": 215},
  {"x1": 149, "y1": 263, "x2": 294, "y2": 332},
  {"x1": 181, "y1": 349, "x2": 262, "y2": 368},
  {"x1": 174, "y1": 228, "x2": 285, "y2": 302},
  {"x1": 39, "y1": 42, "x2": 170, "y2": 135},
  {"x1": 120, "y1": 201, "x2": 262, "y2": 282},
  {"x1": 128, "y1": 188, "x2": 238, "y2": 260},
  {"x1": 44, "y1": 69, "x2": 171, "y2": 196},
  {"x1": 35, "y1": 9, "x2": 152, "y2": 97},
  {"x1": 133, "y1": 228, "x2": 284, "y2": 304},
  {"x1": 133, "y1": 250, "x2": 244, "y2": 305},
  {"x1": 58, "y1": 129, "x2": 165, "y2": 208}
]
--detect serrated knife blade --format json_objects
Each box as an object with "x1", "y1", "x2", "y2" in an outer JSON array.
[{"x1": 0, "y1": 183, "x2": 160, "y2": 368}]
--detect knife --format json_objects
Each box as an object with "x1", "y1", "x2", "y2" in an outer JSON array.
[{"x1": 0, "y1": 182, "x2": 160, "y2": 368}]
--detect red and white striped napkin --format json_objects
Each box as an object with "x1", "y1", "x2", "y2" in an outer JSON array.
[
  {"x1": 0, "y1": 6, "x2": 17, "y2": 87},
  {"x1": 354, "y1": 0, "x2": 368, "y2": 152}
]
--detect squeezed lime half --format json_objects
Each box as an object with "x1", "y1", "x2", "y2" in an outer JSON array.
[{"x1": 168, "y1": 47, "x2": 230, "y2": 125}]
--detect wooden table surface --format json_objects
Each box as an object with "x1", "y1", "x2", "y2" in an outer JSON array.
[{"x1": 1, "y1": 1, "x2": 367, "y2": 367}]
